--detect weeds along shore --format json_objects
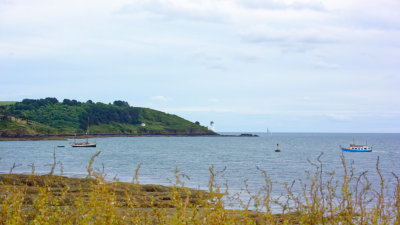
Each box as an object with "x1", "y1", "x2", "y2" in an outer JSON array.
[{"x1": 1, "y1": 151, "x2": 399, "y2": 224}]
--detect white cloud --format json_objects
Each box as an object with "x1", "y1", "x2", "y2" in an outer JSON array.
[
  {"x1": 312, "y1": 60, "x2": 340, "y2": 69},
  {"x1": 165, "y1": 106, "x2": 234, "y2": 113},
  {"x1": 325, "y1": 112, "x2": 353, "y2": 121},
  {"x1": 234, "y1": 0, "x2": 325, "y2": 11},
  {"x1": 239, "y1": 26, "x2": 338, "y2": 47},
  {"x1": 208, "y1": 98, "x2": 219, "y2": 103},
  {"x1": 150, "y1": 96, "x2": 172, "y2": 102},
  {"x1": 116, "y1": 0, "x2": 227, "y2": 22}
]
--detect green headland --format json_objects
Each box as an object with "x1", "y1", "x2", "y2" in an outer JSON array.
[{"x1": 0, "y1": 98, "x2": 216, "y2": 138}]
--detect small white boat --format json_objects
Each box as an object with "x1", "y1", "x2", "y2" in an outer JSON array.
[{"x1": 341, "y1": 140, "x2": 372, "y2": 152}]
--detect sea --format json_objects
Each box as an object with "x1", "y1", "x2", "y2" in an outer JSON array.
[{"x1": 1, "y1": 133, "x2": 399, "y2": 211}]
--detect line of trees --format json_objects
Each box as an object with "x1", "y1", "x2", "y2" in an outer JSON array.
[
  {"x1": 1, "y1": 98, "x2": 213, "y2": 136},
  {"x1": 7, "y1": 98, "x2": 140, "y2": 131}
]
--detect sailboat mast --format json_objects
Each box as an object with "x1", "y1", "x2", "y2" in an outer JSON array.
[{"x1": 86, "y1": 117, "x2": 89, "y2": 144}]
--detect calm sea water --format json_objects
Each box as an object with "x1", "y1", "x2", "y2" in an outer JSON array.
[{"x1": 1, "y1": 133, "x2": 399, "y2": 209}]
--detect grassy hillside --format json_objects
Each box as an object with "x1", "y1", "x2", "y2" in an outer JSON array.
[
  {"x1": 0, "y1": 98, "x2": 215, "y2": 137},
  {"x1": 0, "y1": 101, "x2": 16, "y2": 106},
  {"x1": 0, "y1": 118, "x2": 57, "y2": 137}
]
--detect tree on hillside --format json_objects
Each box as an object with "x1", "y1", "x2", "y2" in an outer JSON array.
[
  {"x1": 18, "y1": 98, "x2": 59, "y2": 110},
  {"x1": 62, "y1": 99, "x2": 72, "y2": 105},
  {"x1": 0, "y1": 107, "x2": 8, "y2": 121},
  {"x1": 113, "y1": 100, "x2": 130, "y2": 107},
  {"x1": 44, "y1": 97, "x2": 59, "y2": 104}
]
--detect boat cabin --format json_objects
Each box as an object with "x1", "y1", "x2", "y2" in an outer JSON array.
[{"x1": 349, "y1": 144, "x2": 372, "y2": 151}]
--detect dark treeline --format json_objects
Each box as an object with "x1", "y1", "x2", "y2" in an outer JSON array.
[
  {"x1": 8, "y1": 98, "x2": 139, "y2": 131},
  {"x1": 1, "y1": 98, "x2": 213, "y2": 136}
]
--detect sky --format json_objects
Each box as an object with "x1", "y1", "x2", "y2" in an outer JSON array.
[{"x1": 1, "y1": 0, "x2": 399, "y2": 132}]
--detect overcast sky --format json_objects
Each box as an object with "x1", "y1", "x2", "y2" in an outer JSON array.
[{"x1": 1, "y1": 0, "x2": 399, "y2": 132}]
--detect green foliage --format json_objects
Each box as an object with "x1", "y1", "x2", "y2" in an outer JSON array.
[
  {"x1": 1, "y1": 98, "x2": 214, "y2": 136},
  {"x1": 25, "y1": 104, "x2": 82, "y2": 130},
  {"x1": 113, "y1": 100, "x2": 130, "y2": 107},
  {"x1": 62, "y1": 98, "x2": 80, "y2": 106},
  {"x1": 0, "y1": 101, "x2": 16, "y2": 106},
  {"x1": 0, "y1": 119, "x2": 57, "y2": 137}
]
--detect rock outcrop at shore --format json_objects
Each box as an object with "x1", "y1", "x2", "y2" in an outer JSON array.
[{"x1": 239, "y1": 133, "x2": 259, "y2": 137}]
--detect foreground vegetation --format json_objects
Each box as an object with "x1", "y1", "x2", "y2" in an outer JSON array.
[
  {"x1": 1, "y1": 152, "x2": 399, "y2": 224},
  {"x1": 0, "y1": 98, "x2": 214, "y2": 137}
]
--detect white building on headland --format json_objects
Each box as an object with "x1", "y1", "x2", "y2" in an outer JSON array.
[{"x1": 209, "y1": 121, "x2": 215, "y2": 131}]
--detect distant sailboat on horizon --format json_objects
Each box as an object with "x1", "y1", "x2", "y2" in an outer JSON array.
[{"x1": 267, "y1": 128, "x2": 272, "y2": 135}]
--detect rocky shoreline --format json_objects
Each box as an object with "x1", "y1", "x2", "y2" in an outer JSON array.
[
  {"x1": 0, "y1": 133, "x2": 262, "y2": 141},
  {"x1": 0, "y1": 133, "x2": 222, "y2": 141}
]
